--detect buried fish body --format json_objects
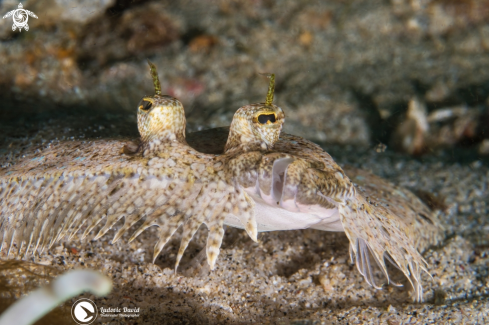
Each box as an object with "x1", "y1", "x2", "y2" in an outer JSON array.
[
  {"x1": 0, "y1": 67, "x2": 442, "y2": 302},
  {"x1": 0, "y1": 62, "x2": 245, "y2": 273},
  {"x1": 190, "y1": 74, "x2": 442, "y2": 301},
  {"x1": 189, "y1": 126, "x2": 442, "y2": 302}
]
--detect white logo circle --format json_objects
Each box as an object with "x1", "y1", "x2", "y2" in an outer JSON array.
[
  {"x1": 71, "y1": 298, "x2": 98, "y2": 325},
  {"x1": 2, "y1": 3, "x2": 38, "y2": 32}
]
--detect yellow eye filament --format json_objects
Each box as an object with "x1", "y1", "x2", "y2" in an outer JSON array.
[
  {"x1": 147, "y1": 60, "x2": 162, "y2": 95},
  {"x1": 265, "y1": 73, "x2": 275, "y2": 106},
  {"x1": 259, "y1": 73, "x2": 275, "y2": 106}
]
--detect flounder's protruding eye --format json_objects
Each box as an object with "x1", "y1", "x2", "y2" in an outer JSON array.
[
  {"x1": 138, "y1": 99, "x2": 152, "y2": 111},
  {"x1": 257, "y1": 113, "x2": 277, "y2": 124}
]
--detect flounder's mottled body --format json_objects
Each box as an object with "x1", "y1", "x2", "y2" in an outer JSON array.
[
  {"x1": 0, "y1": 67, "x2": 442, "y2": 302},
  {"x1": 191, "y1": 126, "x2": 442, "y2": 301},
  {"x1": 0, "y1": 64, "x2": 254, "y2": 271},
  {"x1": 0, "y1": 134, "x2": 274, "y2": 271}
]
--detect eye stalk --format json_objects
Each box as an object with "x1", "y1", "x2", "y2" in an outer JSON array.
[
  {"x1": 224, "y1": 72, "x2": 284, "y2": 153},
  {"x1": 138, "y1": 98, "x2": 153, "y2": 112},
  {"x1": 133, "y1": 62, "x2": 187, "y2": 151}
]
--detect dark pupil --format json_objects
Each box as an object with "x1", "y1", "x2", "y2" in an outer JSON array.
[
  {"x1": 258, "y1": 114, "x2": 276, "y2": 124},
  {"x1": 139, "y1": 100, "x2": 152, "y2": 111}
]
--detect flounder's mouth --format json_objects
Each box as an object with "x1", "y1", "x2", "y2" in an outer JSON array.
[{"x1": 234, "y1": 157, "x2": 342, "y2": 232}]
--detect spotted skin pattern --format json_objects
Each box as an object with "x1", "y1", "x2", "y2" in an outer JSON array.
[
  {"x1": 219, "y1": 106, "x2": 442, "y2": 301},
  {"x1": 225, "y1": 103, "x2": 284, "y2": 153},
  {"x1": 0, "y1": 69, "x2": 441, "y2": 301},
  {"x1": 0, "y1": 112, "x2": 251, "y2": 272},
  {"x1": 0, "y1": 60, "x2": 250, "y2": 272}
]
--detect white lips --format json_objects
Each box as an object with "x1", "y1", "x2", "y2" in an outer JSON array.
[{"x1": 224, "y1": 157, "x2": 344, "y2": 232}]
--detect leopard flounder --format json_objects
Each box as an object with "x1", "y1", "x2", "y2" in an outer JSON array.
[
  {"x1": 0, "y1": 65, "x2": 442, "y2": 302},
  {"x1": 189, "y1": 74, "x2": 442, "y2": 301},
  {"x1": 0, "y1": 62, "x2": 255, "y2": 272}
]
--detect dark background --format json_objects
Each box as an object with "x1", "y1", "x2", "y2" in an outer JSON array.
[{"x1": 1, "y1": 0, "x2": 489, "y2": 160}]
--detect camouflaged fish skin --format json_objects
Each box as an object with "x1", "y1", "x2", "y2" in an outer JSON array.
[
  {"x1": 0, "y1": 86, "x2": 442, "y2": 302},
  {"x1": 218, "y1": 100, "x2": 442, "y2": 302},
  {"x1": 0, "y1": 94, "x2": 252, "y2": 272},
  {"x1": 224, "y1": 142, "x2": 441, "y2": 301},
  {"x1": 269, "y1": 134, "x2": 442, "y2": 302}
]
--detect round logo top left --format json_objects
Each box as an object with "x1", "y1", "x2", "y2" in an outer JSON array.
[{"x1": 2, "y1": 3, "x2": 38, "y2": 32}]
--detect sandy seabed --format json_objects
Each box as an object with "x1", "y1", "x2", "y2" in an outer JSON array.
[{"x1": 0, "y1": 137, "x2": 487, "y2": 324}]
